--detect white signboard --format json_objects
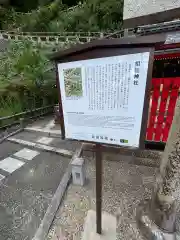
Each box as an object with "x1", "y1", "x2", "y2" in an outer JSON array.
[{"x1": 58, "y1": 52, "x2": 150, "y2": 148}]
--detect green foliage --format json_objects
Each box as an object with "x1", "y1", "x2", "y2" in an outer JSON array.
[
  {"x1": 0, "y1": 0, "x2": 124, "y2": 117},
  {"x1": 0, "y1": 40, "x2": 52, "y2": 85},
  {"x1": 10, "y1": 0, "x2": 38, "y2": 12},
  {"x1": 0, "y1": 7, "x2": 18, "y2": 29},
  {"x1": 0, "y1": 1, "x2": 66, "y2": 31},
  {"x1": 51, "y1": 0, "x2": 123, "y2": 32},
  {"x1": 1, "y1": 0, "x2": 123, "y2": 32},
  {"x1": 47, "y1": 0, "x2": 123, "y2": 32},
  {"x1": 0, "y1": 40, "x2": 57, "y2": 117},
  {"x1": 0, "y1": 96, "x2": 23, "y2": 116},
  {"x1": 2, "y1": 0, "x2": 55, "y2": 12},
  {"x1": 17, "y1": 0, "x2": 66, "y2": 31}
]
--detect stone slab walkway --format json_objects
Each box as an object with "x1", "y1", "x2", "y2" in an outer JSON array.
[
  {"x1": 13, "y1": 130, "x2": 80, "y2": 152},
  {"x1": 0, "y1": 116, "x2": 74, "y2": 240},
  {"x1": 25, "y1": 117, "x2": 62, "y2": 137},
  {"x1": 0, "y1": 116, "x2": 161, "y2": 240}
]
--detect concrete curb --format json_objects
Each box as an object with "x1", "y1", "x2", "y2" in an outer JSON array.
[
  {"x1": 0, "y1": 128, "x2": 23, "y2": 144},
  {"x1": 7, "y1": 137, "x2": 73, "y2": 158},
  {"x1": 33, "y1": 168, "x2": 71, "y2": 240},
  {"x1": 25, "y1": 127, "x2": 61, "y2": 138},
  {"x1": 32, "y1": 144, "x2": 83, "y2": 240}
]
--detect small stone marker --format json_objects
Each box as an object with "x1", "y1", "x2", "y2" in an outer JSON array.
[
  {"x1": 19, "y1": 118, "x2": 25, "y2": 129},
  {"x1": 71, "y1": 157, "x2": 85, "y2": 186}
]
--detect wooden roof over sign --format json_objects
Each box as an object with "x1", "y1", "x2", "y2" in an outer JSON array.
[{"x1": 49, "y1": 34, "x2": 167, "y2": 61}]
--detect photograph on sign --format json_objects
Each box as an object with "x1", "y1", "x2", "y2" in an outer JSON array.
[
  {"x1": 58, "y1": 52, "x2": 150, "y2": 148},
  {"x1": 63, "y1": 67, "x2": 83, "y2": 97}
]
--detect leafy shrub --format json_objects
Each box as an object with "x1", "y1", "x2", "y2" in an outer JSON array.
[
  {"x1": 1, "y1": 0, "x2": 123, "y2": 32},
  {"x1": 0, "y1": 40, "x2": 57, "y2": 117}
]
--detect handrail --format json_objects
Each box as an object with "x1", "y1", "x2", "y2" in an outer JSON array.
[
  {"x1": 0, "y1": 105, "x2": 53, "y2": 121},
  {"x1": 0, "y1": 105, "x2": 54, "y2": 129}
]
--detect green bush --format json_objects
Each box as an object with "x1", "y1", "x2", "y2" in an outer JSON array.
[
  {"x1": 0, "y1": 83, "x2": 58, "y2": 117},
  {"x1": 1, "y1": 0, "x2": 123, "y2": 32},
  {"x1": 0, "y1": 0, "x2": 124, "y2": 117},
  {"x1": 0, "y1": 40, "x2": 57, "y2": 117},
  {"x1": 39, "y1": 0, "x2": 123, "y2": 32}
]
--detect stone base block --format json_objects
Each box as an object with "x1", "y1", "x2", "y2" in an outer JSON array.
[
  {"x1": 137, "y1": 200, "x2": 176, "y2": 240},
  {"x1": 164, "y1": 233, "x2": 175, "y2": 240},
  {"x1": 71, "y1": 157, "x2": 85, "y2": 186},
  {"x1": 82, "y1": 210, "x2": 116, "y2": 240}
]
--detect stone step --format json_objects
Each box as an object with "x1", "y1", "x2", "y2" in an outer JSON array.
[
  {"x1": 24, "y1": 126, "x2": 61, "y2": 138},
  {"x1": 24, "y1": 117, "x2": 62, "y2": 138},
  {"x1": 7, "y1": 130, "x2": 81, "y2": 157}
]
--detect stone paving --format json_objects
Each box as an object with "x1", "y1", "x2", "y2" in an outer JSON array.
[
  {"x1": 26, "y1": 116, "x2": 54, "y2": 129},
  {"x1": 25, "y1": 116, "x2": 62, "y2": 135},
  {"x1": 0, "y1": 117, "x2": 74, "y2": 240},
  {"x1": 0, "y1": 116, "x2": 162, "y2": 239},
  {"x1": 47, "y1": 157, "x2": 158, "y2": 240},
  {"x1": 0, "y1": 142, "x2": 71, "y2": 240},
  {"x1": 14, "y1": 130, "x2": 81, "y2": 152}
]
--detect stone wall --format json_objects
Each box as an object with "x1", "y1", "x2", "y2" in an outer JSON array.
[{"x1": 123, "y1": 0, "x2": 180, "y2": 20}]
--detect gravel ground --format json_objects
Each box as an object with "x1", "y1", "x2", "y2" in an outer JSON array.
[{"x1": 47, "y1": 157, "x2": 157, "y2": 240}]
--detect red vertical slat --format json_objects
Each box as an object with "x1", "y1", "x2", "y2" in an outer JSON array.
[
  {"x1": 146, "y1": 78, "x2": 161, "y2": 141},
  {"x1": 162, "y1": 78, "x2": 180, "y2": 142},
  {"x1": 154, "y1": 78, "x2": 171, "y2": 141}
]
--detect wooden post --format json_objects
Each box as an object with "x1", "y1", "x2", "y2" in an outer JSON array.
[{"x1": 96, "y1": 143, "x2": 102, "y2": 234}]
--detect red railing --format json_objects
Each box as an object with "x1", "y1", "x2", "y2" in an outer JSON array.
[{"x1": 146, "y1": 77, "x2": 180, "y2": 142}]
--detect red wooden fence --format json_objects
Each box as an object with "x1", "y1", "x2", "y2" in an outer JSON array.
[{"x1": 146, "y1": 77, "x2": 180, "y2": 142}]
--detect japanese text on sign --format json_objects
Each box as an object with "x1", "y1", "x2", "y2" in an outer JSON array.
[{"x1": 58, "y1": 52, "x2": 150, "y2": 147}]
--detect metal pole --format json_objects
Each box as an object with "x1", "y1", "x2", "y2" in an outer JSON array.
[{"x1": 96, "y1": 143, "x2": 102, "y2": 234}]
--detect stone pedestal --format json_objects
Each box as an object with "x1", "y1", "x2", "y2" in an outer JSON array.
[
  {"x1": 82, "y1": 210, "x2": 116, "y2": 240},
  {"x1": 71, "y1": 157, "x2": 86, "y2": 186},
  {"x1": 19, "y1": 118, "x2": 25, "y2": 129},
  {"x1": 137, "y1": 97, "x2": 180, "y2": 239}
]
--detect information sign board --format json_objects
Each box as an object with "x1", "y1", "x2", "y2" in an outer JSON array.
[{"x1": 57, "y1": 52, "x2": 150, "y2": 148}]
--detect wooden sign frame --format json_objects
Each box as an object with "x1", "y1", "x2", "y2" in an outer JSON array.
[
  {"x1": 55, "y1": 47, "x2": 154, "y2": 150},
  {"x1": 50, "y1": 37, "x2": 157, "y2": 235}
]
